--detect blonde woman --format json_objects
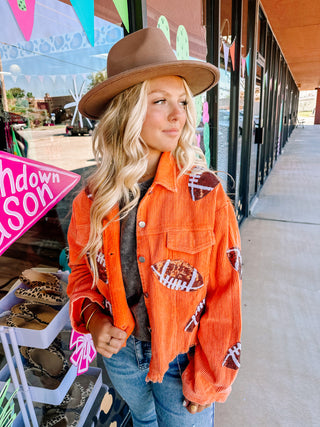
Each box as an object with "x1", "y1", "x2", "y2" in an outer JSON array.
[{"x1": 67, "y1": 28, "x2": 242, "y2": 427}]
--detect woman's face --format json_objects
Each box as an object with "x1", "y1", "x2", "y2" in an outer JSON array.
[{"x1": 140, "y1": 75, "x2": 187, "y2": 163}]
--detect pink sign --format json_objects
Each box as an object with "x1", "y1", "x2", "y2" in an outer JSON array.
[
  {"x1": 0, "y1": 152, "x2": 80, "y2": 257},
  {"x1": 8, "y1": 0, "x2": 36, "y2": 41}
]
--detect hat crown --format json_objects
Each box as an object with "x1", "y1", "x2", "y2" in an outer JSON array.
[{"x1": 107, "y1": 28, "x2": 177, "y2": 78}]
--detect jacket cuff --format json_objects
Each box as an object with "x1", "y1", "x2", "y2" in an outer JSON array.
[
  {"x1": 181, "y1": 367, "x2": 232, "y2": 405},
  {"x1": 69, "y1": 292, "x2": 106, "y2": 334}
]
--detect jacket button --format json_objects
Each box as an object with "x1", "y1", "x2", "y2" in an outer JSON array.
[
  {"x1": 144, "y1": 292, "x2": 149, "y2": 298},
  {"x1": 138, "y1": 256, "x2": 145, "y2": 263},
  {"x1": 138, "y1": 221, "x2": 146, "y2": 228}
]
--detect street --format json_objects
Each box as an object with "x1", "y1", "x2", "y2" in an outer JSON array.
[{"x1": 20, "y1": 125, "x2": 95, "y2": 171}]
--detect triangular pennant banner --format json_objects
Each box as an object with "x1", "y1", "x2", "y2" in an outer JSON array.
[
  {"x1": 241, "y1": 56, "x2": 246, "y2": 78},
  {"x1": 8, "y1": 0, "x2": 36, "y2": 41},
  {"x1": 223, "y1": 41, "x2": 230, "y2": 72},
  {"x1": 70, "y1": 0, "x2": 95, "y2": 46},
  {"x1": 229, "y1": 38, "x2": 236, "y2": 71},
  {"x1": 245, "y1": 51, "x2": 250, "y2": 77},
  {"x1": 113, "y1": 0, "x2": 129, "y2": 33},
  {"x1": 11, "y1": 128, "x2": 22, "y2": 157},
  {"x1": 0, "y1": 152, "x2": 80, "y2": 256}
]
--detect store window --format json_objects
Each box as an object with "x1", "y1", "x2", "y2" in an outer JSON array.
[
  {"x1": 146, "y1": 0, "x2": 213, "y2": 165},
  {"x1": 0, "y1": 1, "x2": 131, "y2": 425},
  {"x1": 0, "y1": 0, "x2": 124, "y2": 273},
  {"x1": 218, "y1": 0, "x2": 232, "y2": 177}
]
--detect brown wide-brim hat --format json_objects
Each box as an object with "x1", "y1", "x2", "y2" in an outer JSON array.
[{"x1": 79, "y1": 27, "x2": 220, "y2": 120}]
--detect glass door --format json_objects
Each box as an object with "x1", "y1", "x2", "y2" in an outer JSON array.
[{"x1": 248, "y1": 63, "x2": 264, "y2": 201}]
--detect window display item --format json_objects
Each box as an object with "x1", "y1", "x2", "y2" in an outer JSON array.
[
  {"x1": 11, "y1": 302, "x2": 59, "y2": 325},
  {"x1": 24, "y1": 367, "x2": 61, "y2": 390},
  {"x1": 15, "y1": 284, "x2": 67, "y2": 306},
  {"x1": 19, "y1": 270, "x2": 60, "y2": 289},
  {"x1": 40, "y1": 407, "x2": 80, "y2": 427},
  {"x1": 0, "y1": 313, "x2": 48, "y2": 330},
  {"x1": 20, "y1": 344, "x2": 68, "y2": 378},
  {"x1": 0, "y1": 273, "x2": 69, "y2": 348}
]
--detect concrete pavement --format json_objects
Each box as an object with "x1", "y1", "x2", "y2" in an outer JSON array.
[{"x1": 215, "y1": 125, "x2": 320, "y2": 426}]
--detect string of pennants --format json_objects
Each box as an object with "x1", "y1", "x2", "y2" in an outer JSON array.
[
  {"x1": 10, "y1": 1, "x2": 251, "y2": 78},
  {"x1": 221, "y1": 37, "x2": 250, "y2": 78},
  {"x1": 7, "y1": 0, "x2": 129, "y2": 46},
  {"x1": 9, "y1": 74, "x2": 89, "y2": 84}
]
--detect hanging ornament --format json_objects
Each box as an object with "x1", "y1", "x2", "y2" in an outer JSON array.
[
  {"x1": 157, "y1": 15, "x2": 170, "y2": 44},
  {"x1": 113, "y1": 0, "x2": 129, "y2": 33},
  {"x1": 241, "y1": 56, "x2": 246, "y2": 78},
  {"x1": 70, "y1": 0, "x2": 95, "y2": 46},
  {"x1": 176, "y1": 25, "x2": 189, "y2": 60},
  {"x1": 229, "y1": 38, "x2": 236, "y2": 71},
  {"x1": 223, "y1": 41, "x2": 230, "y2": 72},
  {"x1": 245, "y1": 50, "x2": 251, "y2": 76},
  {"x1": 8, "y1": 0, "x2": 36, "y2": 41}
]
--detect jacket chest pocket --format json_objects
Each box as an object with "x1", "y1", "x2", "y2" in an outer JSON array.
[{"x1": 166, "y1": 229, "x2": 215, "y2": 280}]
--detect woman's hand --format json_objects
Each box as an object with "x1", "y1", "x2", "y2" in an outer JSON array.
[
  {"x1": 88, "y1": 309, "x2": 127, "y2": 358},
  {"x1": 183, "y1": 398, "x2": 211, "y2": 414}
]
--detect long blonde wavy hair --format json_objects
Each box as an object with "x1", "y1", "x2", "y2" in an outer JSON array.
[{"x1": 83, "y1": 77, "x2": 209, "y2": 284}]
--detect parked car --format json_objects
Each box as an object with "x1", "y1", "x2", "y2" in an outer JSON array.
[
  {"x1": 12, "y1": 123, "x2": 27, "y2": 130},
  {"x1": 65, "y1": 121, "x2": 96, "y2": 136}
]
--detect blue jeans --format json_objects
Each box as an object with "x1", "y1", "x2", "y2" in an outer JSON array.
[{"x1": 103, "y1": 336, "x2": 214, "y2": 427}]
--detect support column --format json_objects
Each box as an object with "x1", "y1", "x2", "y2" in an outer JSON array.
[{"x1": 314, "y1": 88, "x2": 320, "y2": 125}]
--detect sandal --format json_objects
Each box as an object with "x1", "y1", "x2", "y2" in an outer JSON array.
[
  {"x1": 4, "y1": 313, "x2": 47, "y2": 330},
  {"x1": 75, "y1": 374, "x2": 96, "y2": 399},
  {"x1": 41, "y1": 408, "x2": 80, "y2": 427},
  {"x1": 11, "y1": 302, "x2": 58, "y2": 325},
  {"x1": 19, "y1": 269, "x2": 60, "y2": 288},
  {"x1": 24, "y1": 367, "x2": 61, "y2": 390},
  {"x1": 59, "y1": 381, "x2": 86, "y2": 409},
  {"x1": 20, "y1": 344, "x2": 68, "y2": 378},
  {"x1": 15, "y1": 285, "x2": 67, "y2": 306}
]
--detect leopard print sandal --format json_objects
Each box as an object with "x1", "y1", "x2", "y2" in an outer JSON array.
[
  {"x1": 19, "y1": 269, "x2": 60, "y2": 289},
  {"x1": 15, "y1": 285, "x2": 67, "y2": 306}
]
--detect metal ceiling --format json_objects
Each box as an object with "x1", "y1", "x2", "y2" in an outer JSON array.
[{"x1": 260, "y1": 0, "x2": 320, "y2": 91}]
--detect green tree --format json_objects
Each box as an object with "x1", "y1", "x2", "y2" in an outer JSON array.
[
  {"x1": 87, "y1": 70, "x2": 107, "y2": 90},
  {"x1": 7, "y1": 87, "x2": 25, "y2": 98},
  {"x1": 26, "y1": 91, "x2": 34, "y2": 98}
]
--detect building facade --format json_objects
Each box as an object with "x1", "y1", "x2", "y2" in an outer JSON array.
[{"x1": 0, "y1": 1, "x2": 299, "y2": 423}]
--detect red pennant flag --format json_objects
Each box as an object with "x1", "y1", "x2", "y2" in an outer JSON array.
[
  {"x1": 0, "y1": 152, "x2": 80, "y2": 256},
  {"x1": 8, "y1": 0, "x2": 36, "y2": 41},
  {"x1": 229, "y1": 39, "x2": 236, "y2": 71}
]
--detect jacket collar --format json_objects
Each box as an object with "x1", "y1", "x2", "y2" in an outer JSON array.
[{"x1": 153, "y1": 152, "x2": 178, "y2": 192}]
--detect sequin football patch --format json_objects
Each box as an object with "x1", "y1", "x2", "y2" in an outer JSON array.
[
  {"x1": 188, "y1": 171, "x2": 220, "y2": 201},
  {"x1": 87, "y1": 250, "x2": 108, "y2": 284},
  {"x1": 226, "y1": 247, "x2": 242, "y2": 279},
  {"x1": 185, "y1": 298, "x2": 206, "y2": 332},
  {"x1": 222, "y1": 342, "x2": 241, "y2": 370},
  {"x1": 151, "y1": 260, "x2": 204, "y2": 291}
]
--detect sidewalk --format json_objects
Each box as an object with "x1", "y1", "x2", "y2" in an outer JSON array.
[{"x1": 215, "y1": 125, "x2": 320, "y2": 426}]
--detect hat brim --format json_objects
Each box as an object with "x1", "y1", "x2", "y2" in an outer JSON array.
[{"x1": 79, "y1": 61, "x2": 220, "y2": 120}]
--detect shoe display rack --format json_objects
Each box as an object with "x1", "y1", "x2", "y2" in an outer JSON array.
[{"x1": 0, "y1": 271, "x2": 103, "y2": 427}]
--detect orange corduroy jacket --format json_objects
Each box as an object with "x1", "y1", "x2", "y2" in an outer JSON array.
[{"x1": 67, "y1": 151, "x2": 242, "y2": 405}]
